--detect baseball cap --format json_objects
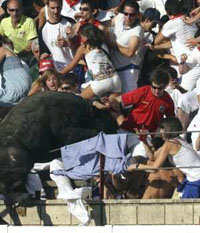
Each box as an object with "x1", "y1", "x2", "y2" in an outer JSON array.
[
  {"x1": 143, "y1": 8, "x2": 161, "y2": 23},
  {"x1": 39, "y1": 56, "x2": 54, "y2": 74}
]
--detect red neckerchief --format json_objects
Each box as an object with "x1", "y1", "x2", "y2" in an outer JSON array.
[
  {"x1": 78, "y1": 20, "x2": 101, "y2": 44},
  {"x1": 80, "y1": 20, "x2": 100, "y2": 27},
  {"x1": 170, "y1": 14, "x2": 184, "y2": 20},
  {"x1": 64, "y1": 0, "x2": 79, "y2": 8},
  {"x1": 198, "y1": 47, "x2": 200, "y2": 51}
]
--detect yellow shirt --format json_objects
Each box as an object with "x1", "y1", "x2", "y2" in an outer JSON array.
[{"x1": 0, "y1": 15, "x2": 38, "y2": 54}]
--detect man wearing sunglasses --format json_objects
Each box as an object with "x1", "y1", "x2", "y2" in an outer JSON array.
[
  {"x1": 0, "y1": 0, "x2": 38, "y2": 64},
  {"x1": 109, "y1": 68, "x2": 175, "y2": 133},
  {"x1": 109, "y1": 1, "x2": 160, "y2": 93}
]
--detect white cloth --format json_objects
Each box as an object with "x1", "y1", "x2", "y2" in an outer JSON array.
[
  {"x1": 168, "y1": 138, "x2": 200, "y2": 182},
  {"x1": 50, "y1": 159, "x2": 90, "y2": 225},
  {"x1": 61, "y1": 0, "x2": 81, "y2": 20}
]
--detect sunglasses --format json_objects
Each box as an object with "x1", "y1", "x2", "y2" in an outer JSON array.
[
  {"x1": 123, "y1": 12, "x2": 136, "y2": 17},
  {"x1": 8, "y1": 8, "x2": 20, "y2": 12},
  {"x1": 79, "y1": 7, "x2": 89, "y2": 11},
  {"x1": 61, "y1": 85, "x2": 72, "y2": 90},
  {"x1": 151, "y1": 84, "x2": 165, "y2": 90}
]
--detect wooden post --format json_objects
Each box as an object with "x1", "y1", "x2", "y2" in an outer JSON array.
[{"x1": 99, "y1": 153, "x2": 105, "y2": 200}]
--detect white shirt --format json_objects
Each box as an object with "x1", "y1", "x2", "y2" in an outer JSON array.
[
  {"x1": 41, "y1": 18, "x2": 74, "y2": 71},
  {"x1": 168, "y1": 138, "x2": 200, "y2": 182},
  {"x1": 110, "y1": 13, "x2": 144, "y2": 68},
  {"x1": 162, "y1": 17, "x2": 198, "y2": 62},
  {"x1": 186, "y1": 48, "x2": 200, "y2": 68}
]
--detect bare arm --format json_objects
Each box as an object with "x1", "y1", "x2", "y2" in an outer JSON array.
[
  {"x1": 142, "y1": 142, "x2": 155, "y2": 161},
  {"x1": 117, "y1": 36, "x2": 141, "y2": 57},
  {"x1": 0, "y1": 47, "x2": 6, "y2": 62},
  {"x1": 127, "y1": 141, "x2": 171, "y2": 172},
  {"x1": 60, "y1": 44, "x2": 85, "y2": 75},
  {"x1": 149, "y1": 40, "x2": 172, "y2": 50},
  {"x1": 154, "y1": 32, "x2": 168, "y2": 46},
  {"x1": 108, "y1": 95, "x2": 126, "y2": 126},
  {"x1": 37, "y1": 7, "x2": 46, "y2": 29},
  {"x1": 28, "y1": 82, "x2": 42, "y2": 96},
  {"x1": 195, "y1": 133, "x2": 200, "y2": 151}
]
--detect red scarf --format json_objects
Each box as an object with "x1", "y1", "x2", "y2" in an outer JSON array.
[
  {"x1": 64, "y1": 0, "x2": 79, "y2": 8},
  {"x1": 170, "y1": 13, "x2": 184, "y2": 20},
  {"x1": 80, "y1": 20, "x2": 100, "y2": 27}
]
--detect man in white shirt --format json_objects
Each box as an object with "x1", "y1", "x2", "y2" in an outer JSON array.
[
  {"x1": 154, "y1": 0, "x2": 199, "y2": 91},
  {"x1": 39, "y1": 0, "x2": 76, "y2": 72},
  {"x1": 110, "y1": 1, "x2": 160, "y2": 93}
]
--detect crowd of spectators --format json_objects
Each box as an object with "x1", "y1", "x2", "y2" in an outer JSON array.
[{"x1": 0, "y1": 0, "x2": 200, "y2": 226}]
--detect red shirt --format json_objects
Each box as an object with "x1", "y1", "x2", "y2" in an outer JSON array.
[{"x1": 121, "y1": 86, "x2": 175, "y2": 132}]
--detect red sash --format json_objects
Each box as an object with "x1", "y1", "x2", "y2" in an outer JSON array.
[{"x1": 64, "y1": 0, "x2": 79, "y2": 8}]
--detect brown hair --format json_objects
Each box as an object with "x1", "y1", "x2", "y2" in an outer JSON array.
[
  {"x1": 32, "y1": 68, "x2": 61, "y2": 91},
  {"x1": 159, "y1": 117, "x2": 183, "y2": 139}
]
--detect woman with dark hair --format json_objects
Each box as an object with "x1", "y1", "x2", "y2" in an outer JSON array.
[
  {"x1": 127, "y1": 117, "x2": 200, "y2": 198},
  {"x1": 164, "y1": 0, "x2": 182, "y2": 16},
  {"x1": 60, "y1": 23, "x2": 121, "y2": 99}
]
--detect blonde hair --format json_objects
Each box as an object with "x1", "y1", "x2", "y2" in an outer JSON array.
[{"x1": 28, "y1": 69, "x2": 61, "y2": 95}]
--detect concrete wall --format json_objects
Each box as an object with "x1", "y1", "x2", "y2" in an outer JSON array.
[
  {"x1": 1, "y1": 225, "x2": 200, "y2": 233},
  {"x1": 0, "y1": 199, "x2": 200, "y2": 226}
]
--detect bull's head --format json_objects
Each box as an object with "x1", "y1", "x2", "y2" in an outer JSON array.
[{"x1": 0, "y1": 146, "x2": 32, "y2": 199}]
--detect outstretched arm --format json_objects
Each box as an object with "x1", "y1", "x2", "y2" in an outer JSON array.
[
  {"x1": 117, "y1": 36, "x2": 141, "y2": 57},
  {"x1": 60, "y1": 44, "x2": 85, "y2": 75},
  {"x1": 127, "y1": 141, "x2": 171, "y2": 172}
]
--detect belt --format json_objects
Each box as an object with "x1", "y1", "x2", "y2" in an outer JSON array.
[{"x1": 116, "y1": 63, "x2": 140, "y2": 72}]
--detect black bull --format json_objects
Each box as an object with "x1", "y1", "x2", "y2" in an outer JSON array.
[{"x1": 0, "y1": 91, "x2": 117, "y2": 196}]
